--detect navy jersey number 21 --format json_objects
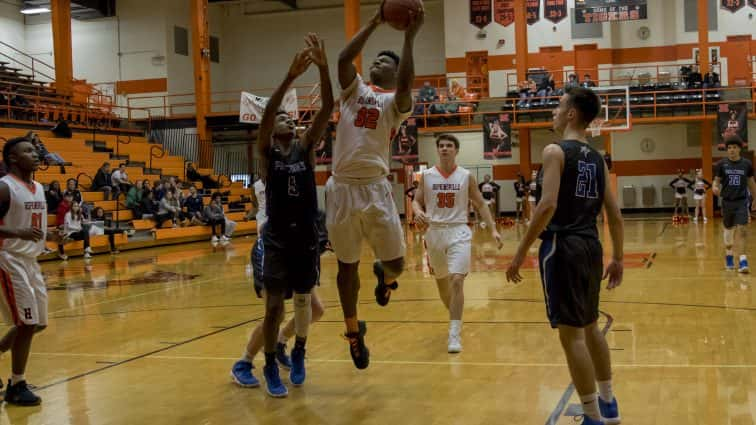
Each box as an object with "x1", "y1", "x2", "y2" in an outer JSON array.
[{"x1": 576, "y1": 160, "x2": 599, "y2": 199}]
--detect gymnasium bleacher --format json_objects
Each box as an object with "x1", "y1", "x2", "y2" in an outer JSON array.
[{"x1": 0, "y1": 127, "x2": 258, "y2": 260}]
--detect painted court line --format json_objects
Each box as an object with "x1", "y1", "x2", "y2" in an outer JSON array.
[{"x1": 29, "y1": 351, "x2": 756, "y2": 369}]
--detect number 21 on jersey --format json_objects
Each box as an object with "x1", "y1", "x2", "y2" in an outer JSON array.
[{"x1": 575, "y1": 160, "x2": 599, "y2": 199}]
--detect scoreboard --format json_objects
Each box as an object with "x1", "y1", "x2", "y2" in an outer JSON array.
[{"x1": 575, "y1": 0, "x2": 648, "y2": 23}]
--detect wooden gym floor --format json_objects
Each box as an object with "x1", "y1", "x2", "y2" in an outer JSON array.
[{"x1": 0, "y1": 218, "x2": 753, "y2": 425}]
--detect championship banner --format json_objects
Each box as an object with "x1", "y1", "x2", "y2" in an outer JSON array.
[
  {"x1": 718, "y1": 102, "x2": 748, "y2": 150},
  {"x1": 493, "y1": 0, "x2": 514, "y2": 27},
  {"x1": 483, "y1": 114, "x2": 512, "y2": 159},
  {"x1": 470, "y1": 0, "x2": 492, "y2": 29},
  {"x1": 545, "y1": 0, "x2": 568, "y2": 23},
  {"x1": 527, "y1": 0, "x2": 540, "y2": 24},
  {"x1": 315, "y1": 123, "x2": 335, "y2": 164},
  {"x1": 575, "y1": 0, "x2": 647, "y2": 23},
  {"x1": 392, "y1": 118, "x2": 419, "y2": 161},
  {"x1": 721, "y1": 0, "x2": 745, "y2": 12},
  {"x1": 239, "y1": 89, "x2": 298, "y2": 124}
]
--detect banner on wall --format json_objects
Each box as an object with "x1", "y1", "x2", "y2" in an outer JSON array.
[
  {"x1": 239, "y1": 89, "x2": 298, "y2": 124},
  {"x1": 315, "y1": 122, "x2": 335, "y2": 164},
  {"x1": 470, "y1": 0, "x2": 492, "y2": 29},
  {"x1": 574, "y1": 0, "x2": 647, "y2": 23},
  {"x1": 493, "y1": 0, "x2": 515, "y2": 26},
  {"x1": 718, "y1": 103, "x2": 748, "y2": 150},
  {"x1": 392, "y1": 118, "x2": 419, "y2": 161},
  {"x1": 483, "y1": 114, "x2": 512, "y2": 159},
  {"x1": 545, "y1": 0, "x2": 568, "y2": 23},
  {"x1": 721, "y1": 0, "x2": 745, "y2": 12},
  {"x1": 527, "y1": 0, "x2": 540, "y2": 24}
]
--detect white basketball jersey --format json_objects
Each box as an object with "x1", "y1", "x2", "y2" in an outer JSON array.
[
  {"x1": 333, "y1": 74, "x2": 412, "y2": 182},
  {"x1": 253, "y1": 179, "x2": 267, "y2": 229},
  {"x1": 423, "y1": 166, "x2": 470, "y2": 225},
  {"x1": 0, "y1": 175, "x2": 47, "y2": 258}
]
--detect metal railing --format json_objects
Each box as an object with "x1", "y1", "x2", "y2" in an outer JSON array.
[
  {"x1": 0, "y1": 40, "x2": 56, "y2": 82},
  {"x1": 148, "y1": 145, "x2": 166, "y2": 171}
]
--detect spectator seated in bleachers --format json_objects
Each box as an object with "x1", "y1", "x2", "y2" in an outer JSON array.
[
  {"x1": 581, "y1": 74, "x2": 597, "y2": 88},
  {"x1": 28, "y1": 132, "x2": 66, "y2": 173},
  {"x1": 183, "y1": 185, "x2": 206, "y2": 225},
  {"x1": 565, "y1": 73, "x2": 580, "y2": 90},
  {"x1": 157, "y1": 189, "x2": 187, "y2": 228},
  {"x1": 58, "y1": 201, "x2": 92, "y2": 261},
  {"x1": 419, "y1": 81, "x2": 437, "y2": 103},
  {"x1": 64, "y1": 178, "x2": 83, "y2": 204},
  {"x1": 536, "y1": 73, "x2": 555, "y2": 99},
  {"x1": 186, "y1": 163, "x2": 219, "y2": 189},
  {"x1": 126, "y1": 179, "x2": 145, "y2": 219},
  {"x1": 8, "y1": 86, "x2": 31, "y2": 120},
  {"x1": 111, "y1": 163, "x2": 132, "y2": 194},
  {"x1": 140, "y1": 190, "x2": 159, "y2": 221},
  {"x1": 203, "y1": 192, "x2": 229, "y2": 244},
  {"x1": 46, "y1": 180, "x2": 63, "y2": 213},
  {"x1": 517, "y1": 80, "x2": 536, "y2": 107},
  {"x1": 56, "y1": 192, "x2": 73, "y2": 229},
  {"x1": 703, "y1": 68, "x2": 720, "y2": 89},
  {"x1": 92, "y1": 162, "x2": 118, "y2": 201},
  {"x1": 686, "y1": 65, "x2": 703, "y2": 88},
  {"x1": 0, "y1": 90, "x2": 7, "y2": 117},
  {"x1": 154, "y1": 180, "x2": 170, "y2": 201},
  {"x1": 86, "y1": 206, "x2": 119, "y2": 254}
]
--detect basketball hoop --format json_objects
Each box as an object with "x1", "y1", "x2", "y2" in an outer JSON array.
[{"x1": 588, "y1": 118, "x2": 606, "y2": 138}]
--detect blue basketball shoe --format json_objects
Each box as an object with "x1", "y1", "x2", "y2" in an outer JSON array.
[{"x1": 230, "y1": 360, "x2": 259, "y2": 388}]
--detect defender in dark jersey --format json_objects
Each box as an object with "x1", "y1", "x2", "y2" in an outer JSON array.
[
  {"x1": 241, "y1": 34, "x2": 333, "y2": 398},
  {"x1": 713, "y1": 135, "x2": 756, "y2": 273},
  {"x1": 506, "y1": 88, "x2": 624, "y2": 425},
  {"x1": 514, "y1": 173, "x2": 527, "y2": 223}
]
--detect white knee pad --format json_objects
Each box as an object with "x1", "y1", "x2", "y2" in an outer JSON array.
[{"x1": 724, "y1": 228, "x2": 735, "y2": 246}]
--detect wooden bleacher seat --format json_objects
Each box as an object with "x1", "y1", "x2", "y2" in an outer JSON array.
[
  {"x1": 44, "y1": 233, "x2": 128, "y2": 252},
  {"x1": 153, "y1": 220, "x2": 257, "y2": 240}
]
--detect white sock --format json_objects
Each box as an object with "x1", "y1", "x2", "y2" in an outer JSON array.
[
  {"x1": 293, "y1": 293, "x2": 312, "y2": 340},
  {"x1": 11, "y1": 374, "x2": 24, "y2": 385},
  {"x1": 740, "y1": 255, "x2": 748, "y2": 262},
  {"x1": 449, "y1": 320, "x2": 462, "y2": 336},
  {"x1": 597, "y1": 379, "x2": 614, "y2": 402},
  {"x1": 727, "y1": 249, "x2": 734, "y2": 256},
  {"x1": 240, "y1": 351, "x2": 254, "y2": 363},
  {"x1": 580, "y1": 393, "x2": 601, "y2": 420}
]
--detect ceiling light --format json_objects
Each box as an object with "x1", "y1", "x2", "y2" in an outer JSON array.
[{"x1": 20, "y1": 7, "x2": 51, "y2": 14}]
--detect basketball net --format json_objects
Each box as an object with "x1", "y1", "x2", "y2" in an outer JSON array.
[{"x1": 588, "y1": 118, "x2": 606, "y2": 138}]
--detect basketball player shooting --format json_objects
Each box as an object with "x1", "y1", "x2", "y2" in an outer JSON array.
[{"x1": 326, "y1": 0, "x2": 423, "y2": 370}]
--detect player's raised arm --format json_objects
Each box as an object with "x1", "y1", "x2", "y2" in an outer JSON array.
[
  {"x1": 395, "y1": 5, "x2": 424, "y2": 113},
  {"x1": 303, "y1": 34, "x2": 335, "y2": 151},
  {"x1": 601, "y1": 162, "x2": 624, "y2": 289},
  {"x1": 258, "y1": 47, "x2": 313, "y2": 168},
  {"x1": 338, "y1": 5, "x2": 383, "y2": 89}
]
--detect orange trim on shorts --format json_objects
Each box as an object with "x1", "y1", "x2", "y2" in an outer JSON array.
[
  {"x1": 423, "y1": 239, "x2": 435, "y2": 276},
  {"x1": 0, "y1": 268, "x2": 21, "y2": 326}
]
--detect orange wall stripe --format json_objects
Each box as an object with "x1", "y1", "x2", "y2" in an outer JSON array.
[{"x1": 115, "y1": 78, "x2": 168, "y2": 95}]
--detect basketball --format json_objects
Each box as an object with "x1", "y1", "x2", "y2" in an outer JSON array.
[{"x1": 382, "y1": 0, "x2": 423, "y2": 31}]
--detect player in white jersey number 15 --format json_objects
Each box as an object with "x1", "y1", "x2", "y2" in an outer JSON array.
[
  {"x1": 412, "y1": 134, "x2": 502, "y2": 353},
  {"x1": 0, "y1": 136, "x2": 61, "y2": 406}
]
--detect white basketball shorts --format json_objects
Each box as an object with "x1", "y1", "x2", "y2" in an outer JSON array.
[
  {"x1": 0, "y1": 252, "x2": 47, "y2": 327},
  {"x1": 424, "y1": 224, "x2": 472, "y2": 278},
  {"x1": 326, "y1": 177, "x2": 406, "y2": 264}
]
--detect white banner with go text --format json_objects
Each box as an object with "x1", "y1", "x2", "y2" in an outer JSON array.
[{"x1": 239, "y1": 89, "x2": 298, "y2": 124}]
